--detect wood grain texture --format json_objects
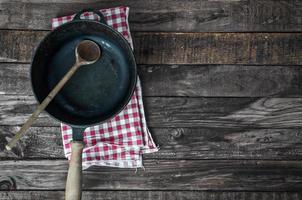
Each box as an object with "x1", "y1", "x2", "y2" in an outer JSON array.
[
  {"x1": 147, "y1": 97, "x2": 302, "y2": 128},
  {"x1": 0, "y1": 30, "x2": 44, "y2": 63},
  {"x1": 0, "y1": 0, "x2": 301, "y2": 32},
  {"x1": 0, "y1": 191, "x2": 301, "y2": 200},
  {"x1": 0, "y1": 126, "x2": 62, "y2": 159},
  {"x1": 139, "y1": 65, "x2": 302, "y2": 97},
  {"x1": 0, "y1": 30, "x2": 301, "y2": 65},
  {"x1": 0, "y1": 0, "x2": 301, "y2": 196},
  {"x1": 1, "y1": 159, "x2": 302, "y2": 191},
  {"x1": 1, "y1": 126, "x2": 302, "y2": 160},
  {"x1": 3, "y1": 63, "x2": 302, "y2": 97},
  {"x1": 2, "y1": 95, "x2": 302, "y2": 128},
  {"x1": 134, "y1": 32, "x2": 302, "y2": 65}
]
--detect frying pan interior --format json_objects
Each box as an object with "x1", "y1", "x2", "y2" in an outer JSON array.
[{"x1": 31, "y1": 22, "x2": 136, "y2": 126}]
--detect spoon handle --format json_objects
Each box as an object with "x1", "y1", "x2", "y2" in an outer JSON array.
[{"x1": 6, "y1": 63, "x2": 81, "y2": 150}]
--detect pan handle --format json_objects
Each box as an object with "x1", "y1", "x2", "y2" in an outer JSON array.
[
  {"x1": 65, "y1": 141, "x2": 85, "y2": 200},
  {"x1": 73, "y1": 9, "x2": 107, "y2": 25}
]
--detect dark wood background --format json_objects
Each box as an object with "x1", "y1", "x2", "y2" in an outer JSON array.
[{"x1": 0, "y1": 0, "x2": 302, "y2": 199}]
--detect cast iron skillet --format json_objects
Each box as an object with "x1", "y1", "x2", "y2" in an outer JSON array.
[{"x1": 30, "y1": 9, "x2": 137, "y2": 200}]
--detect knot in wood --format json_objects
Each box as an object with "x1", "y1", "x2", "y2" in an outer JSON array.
[
  {"x1": 0, "y1": 176, "x2": 16, "y2": 190},
  {"x1": 171, "y1": 128, "x2": 184, "y2": 139}
]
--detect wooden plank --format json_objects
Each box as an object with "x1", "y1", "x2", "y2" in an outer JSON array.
[
  {"x1": 2, "y1": 95, "x2": 302, "y2": 128},
  {"x1": 139, "y1": 65, "x2": 302, "y2": 97},
  {"x1": 0, "y1": 30, "x2": 45, "y2": 63},
  {"x1": 0, "y1": 63, "x2": 33, "y2": 96},
  {"x1": 146, "y1": 97, "x2": 302, "y2": 128},
  {"x1": 0, "y1": 126, "x2": 63, "y2": 159},
  {"x1": 3, "y1": 63, "x2": 302, "y2": 97},
  {"x1": 0, "y1": 30, "x2": 301, "y2": 65},
  {"x1": 0, "y1": 159, "x2": 302, "y2": 190},
  {"x1": 0, "y1": 0, "x2": 301, "y2": 32},
  {"x1": 134, "y1": 32, "x2": 302, "y2": 65},
  {"x1": 2, "y1": 126, "x2": 302, "y2": 160},
  {"x1": 0, "y1": 191, "x2": 301, "y2": 200}
]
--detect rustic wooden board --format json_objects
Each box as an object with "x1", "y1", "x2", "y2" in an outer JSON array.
[
  {"x1": 2, "y1": 95, "x2": 302, "y2": 128},
  {"x1": 0, "y1": 0, "x2": 301, "y2": 32},
  {"x1": 0, "y1": 0, "x2": 301, "y2": 197},
  {"x1": 0, "y1": 126, "x2": 63, "y2": 159},
  {"x1": 0, "y1": 30, "x2": 301, "y2": 65},
  {"x1": 0, "y1": 159, "x2": 302, "y2": 190},
  {"x1": 134, "y1": 32, "x2": 302, "y2": 65},
  {"x1": 0, "y1": 191, "x2": 301, "y2": 200},
  {"x1": 3, "y1": 63, "x2": 302, "y2": 97},
  {"x1": 139, "y1": 65, "x2": 302, "y2": 97},
  {"x1": 1, "y1": 126, "x2": 302, "y2": 160}
]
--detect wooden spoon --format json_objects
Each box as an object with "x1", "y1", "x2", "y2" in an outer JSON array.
[{"x1": 5, "y1": 40, "x2": 101, "y2": 151}]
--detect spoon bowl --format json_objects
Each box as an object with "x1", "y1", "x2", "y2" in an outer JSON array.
[{"x1": 76, "y1": 40, "x2": 101, "y2": 65}]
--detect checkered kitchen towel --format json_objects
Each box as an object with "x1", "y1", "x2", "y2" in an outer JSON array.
[{"x1": 52, "y1": 6, "x2": 158, "y2": 170}]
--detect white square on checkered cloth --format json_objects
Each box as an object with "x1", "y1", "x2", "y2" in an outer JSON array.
[{"x1": 52, "y1": 6, "x2": 158, "y2": 169}]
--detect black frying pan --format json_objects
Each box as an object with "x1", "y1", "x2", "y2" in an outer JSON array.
[{"x1": 30, "y1": 9, "x2": 137, "y2": 200}]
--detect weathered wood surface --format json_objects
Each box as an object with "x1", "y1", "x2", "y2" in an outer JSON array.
[
  {"x1": 3, "y1": 63, "x2": 302, "y2": 97},
  {"x1": 1, "y1": 126, "x2": 302, "y2": 160},
  {"x1": 0, "y1": 191, "x2": 301, "y2": 200},
  {"x1": 2, "y1": 95, "x2": 302, "y2": 128},
  {"x1": 139, "y1": 64, "x2": 302, "y2": 97},
  {"x1": 0, "y1": 126, "x2": 63, "y2": 159},
  {"x1": 0, "y1": 0, "x2": 301, "y2": 32},
  {"x1": 0, "y1": 160, "x2": 302, "y2": 191},
  {"x1": 134, "y1": 32, "x2": 302, "y2": 65},
  {"x1": 0, "y1": 0, "x2": 301, "y2": 196},
  {"x1": 0, "y1": 30, "x2": 301, "y2": 65}
]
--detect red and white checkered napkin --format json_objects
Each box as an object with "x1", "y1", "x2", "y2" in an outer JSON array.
[{"x1": 52, "y1": 6, "x2": 158, "y2": 170}]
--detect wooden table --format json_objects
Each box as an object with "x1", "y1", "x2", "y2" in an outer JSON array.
[{"x1": 0, "y1": 1, "x2": 302, "y2": 199}]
